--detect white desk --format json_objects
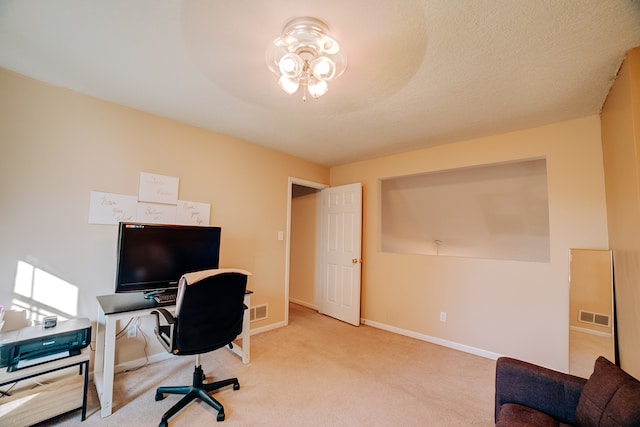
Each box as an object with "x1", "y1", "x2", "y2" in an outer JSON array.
[{"x1": 94, "y1": 291, "x2": 251, "y2": 418}]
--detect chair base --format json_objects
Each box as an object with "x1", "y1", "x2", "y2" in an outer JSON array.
[{"x1": 155, "y1": 364, "x2": 239, "y2": 426}]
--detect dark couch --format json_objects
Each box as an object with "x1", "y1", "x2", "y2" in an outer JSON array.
[{"x1": 494, "y1": 356, "x2": 640, "y2": 426}]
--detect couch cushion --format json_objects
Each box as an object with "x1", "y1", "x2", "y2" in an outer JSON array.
[
  {"x1": 497, "y1": 403, "x2": 571, "y2": 427},
  {"x1": 575, "y1": 356, "x2": 640, "y2": 427}
]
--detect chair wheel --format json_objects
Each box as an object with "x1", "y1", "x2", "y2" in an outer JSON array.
[
  {"x1": 233, "y1": 383, "x2": 240, "y2": 391},
  {"x1": 217, "y1": 412, "x2": 225, "y2": 421},
  {"x1": 159, "y1": 422, "x2": 167, "y2": 427},
  {"x1": 155, "y1": 392, "x2": 165, "y2": 401}
]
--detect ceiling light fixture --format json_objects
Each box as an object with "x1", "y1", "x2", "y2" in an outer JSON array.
[{"x1": 266, "y1": 17, "x2": 347, "y2": 101}]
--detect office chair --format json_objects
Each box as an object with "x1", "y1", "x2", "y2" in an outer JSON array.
[{"x1": 151, "y1": 268, "x2": 251, "y2": 426}]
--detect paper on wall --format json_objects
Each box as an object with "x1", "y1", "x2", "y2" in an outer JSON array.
[
  {"x1": 136, "y1": 202, "x2": 177, "y2": 224},
  {"x1": 88, "y1": 191, "x2": 138, "y2": 225},
  {"x1": 176, "y1": 200, "x2": 211, "y2": 226},
  {"x1": 138, "y1": 172, "x2": 179, "y2": 205}
]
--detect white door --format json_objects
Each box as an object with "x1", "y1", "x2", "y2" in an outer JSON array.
[{"x1": 319, "y1": 183, "x2": 362, "y2": 326}]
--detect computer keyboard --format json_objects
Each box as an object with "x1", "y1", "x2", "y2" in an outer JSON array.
[{"x1": 153, "y1": 293, "x2": 177, "y2": 304}]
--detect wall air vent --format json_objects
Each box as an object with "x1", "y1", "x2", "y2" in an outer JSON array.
[
  {"x1": 578, "y1": 310, "x2": 610, "y2": 327},
  {"x1": 249, "y1": 304, "x2": 268, "y2": 322}
]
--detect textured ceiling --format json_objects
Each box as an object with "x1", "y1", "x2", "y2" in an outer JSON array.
[{"x1": 1, "y1": 0, "x2": 639, "y2": 166}]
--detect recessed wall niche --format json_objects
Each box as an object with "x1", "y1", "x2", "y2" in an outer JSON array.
[{"x1": 380, "y1": 158, "x2": 550, "y2": 262}]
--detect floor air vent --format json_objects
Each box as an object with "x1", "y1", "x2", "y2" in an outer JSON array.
[
  {"x1": 250, "y1": 304, "x2": 268, "y2": 322},
  {"x1": 578, "y1": 310, "x2": 610, "y2": 327}
]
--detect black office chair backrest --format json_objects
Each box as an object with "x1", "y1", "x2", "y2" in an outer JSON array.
[{"x1": 174, "y1": 271, "x2": 248, "y2": 356}]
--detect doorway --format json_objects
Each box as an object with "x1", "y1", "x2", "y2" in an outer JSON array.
[
  {"x1": 285, "y1": 178, "x2": 326, "y2": 325},
  {"x1": 285, "y1": 178, "x2": 364, "y2": 326}
]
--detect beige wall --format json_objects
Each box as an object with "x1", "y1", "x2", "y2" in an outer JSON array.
[
  {"x1": 331, "y1": 116, "x2": 609, "y2": 371},
  {"x1": 0, "y1": 68, "x2": 329, "y2": 363},
  {"x1": 0, "y1": 65, "x2": 622, "y2": 373},
  {"x1": 601, "y1": 46, "x2": 640, "y2": 379}
]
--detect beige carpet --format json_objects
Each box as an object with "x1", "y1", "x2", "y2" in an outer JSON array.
[{"x1": 41, "y1": 304, "x2": 496, "y2": 426}]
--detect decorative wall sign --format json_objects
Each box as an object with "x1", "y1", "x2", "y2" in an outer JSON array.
[
  {"x1": 88, "y1": 191, "x2": 138, "y2": 225},
  {"x1": 176, "y1": 200, "x2": 211, "y2": 226},
  {"x1": 138, "y1": 172, "x2": 179, "y2": 205},
  {"x1": 90, "y1": 172, "x2": 211, "y2": 227},
  {"x1": 136, "y1": 202, "x2": 177, "y2": 224}
]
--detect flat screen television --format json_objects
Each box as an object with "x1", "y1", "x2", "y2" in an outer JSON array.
[{"x1": 114, "y1": 222, "x2": 221, "y2": 297}]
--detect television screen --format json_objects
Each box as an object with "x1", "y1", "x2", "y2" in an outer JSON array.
[{"x1": 114, "y1": 222, "x2": 221, "y2": 295}]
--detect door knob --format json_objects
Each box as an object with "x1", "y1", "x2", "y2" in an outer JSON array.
[{"x1": 352, "y1": 258, "x2": 361, "y2": 263}]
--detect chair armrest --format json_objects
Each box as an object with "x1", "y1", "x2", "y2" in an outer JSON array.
[
  {"x1": 495, "y1": 357, "x2": 587, "y2": 425},
  {"x1": 151, "y1": 309, "x2": 176, "y2": 352},
  {"x1": 152, "y1": 308, "x2": 176, "y2": 324}
]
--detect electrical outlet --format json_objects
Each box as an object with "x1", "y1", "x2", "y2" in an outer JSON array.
[
  {"x1": 440, "y1": 312, "x2": 447, "y2": 322},
  {"x1": 127, "y1": 323, "x2": 136, "y2": 338}
]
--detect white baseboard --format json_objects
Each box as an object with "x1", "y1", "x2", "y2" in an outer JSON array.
[
  {"x1": 249, "y1": 320, "x2": 286, "y2": 335},
  {"x1": 570, "y1": 325, "x2": 613, "y2": 338},
  {"x1": 361, "y1": 318, "x2": 501, "y2": 361},
  {"x1": 288, "y1": 298, "x2": 317, "y2": 310}
]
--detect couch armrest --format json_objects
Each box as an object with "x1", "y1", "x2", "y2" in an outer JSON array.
[{"x1": 495, "y1": 357, "x2": 587, "y2": 425}]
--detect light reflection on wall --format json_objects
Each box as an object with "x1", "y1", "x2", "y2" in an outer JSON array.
[{"x1": 11, "y1": 260, "x2": 78, "y2": 324}]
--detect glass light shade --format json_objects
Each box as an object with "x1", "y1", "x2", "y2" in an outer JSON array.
[
  {"x1": 266, "y1": 17, "x2": 347, "y2": 100},
  {"x1": 307, "y1": 78, "x2": 328, "y2": 98},
  {"x1": 321, "y1": 36, "x2": 340, "y2": 55},
  {"x1": 278, "y1": 75, "x2": 300, "y2": 94},
  {"x1": 279, "y1": 53, "x2": 304, "y2": 78},
  {"x1": 310, "y1": 56, "x2": 336, "y2": 81}
]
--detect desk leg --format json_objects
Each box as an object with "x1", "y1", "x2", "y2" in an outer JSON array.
[
  {"x1": 101, "y1": 315, "x2": 116, "y2": 417},
  {"x1": 94, "y1": 307, "x2": 116, "y2": 418},
  {"x1": 93, "y1": 307, "x2": 106, "y2": 416},
  {"x1": 242, "y1": 293, "x2": 250, "y2": 364},
  {"x1": 229, "y1": 293, "x2": 250, "y2": 364},
  {"x1": 81, "y1": 360, "x2": 89, "y2": 421}
]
